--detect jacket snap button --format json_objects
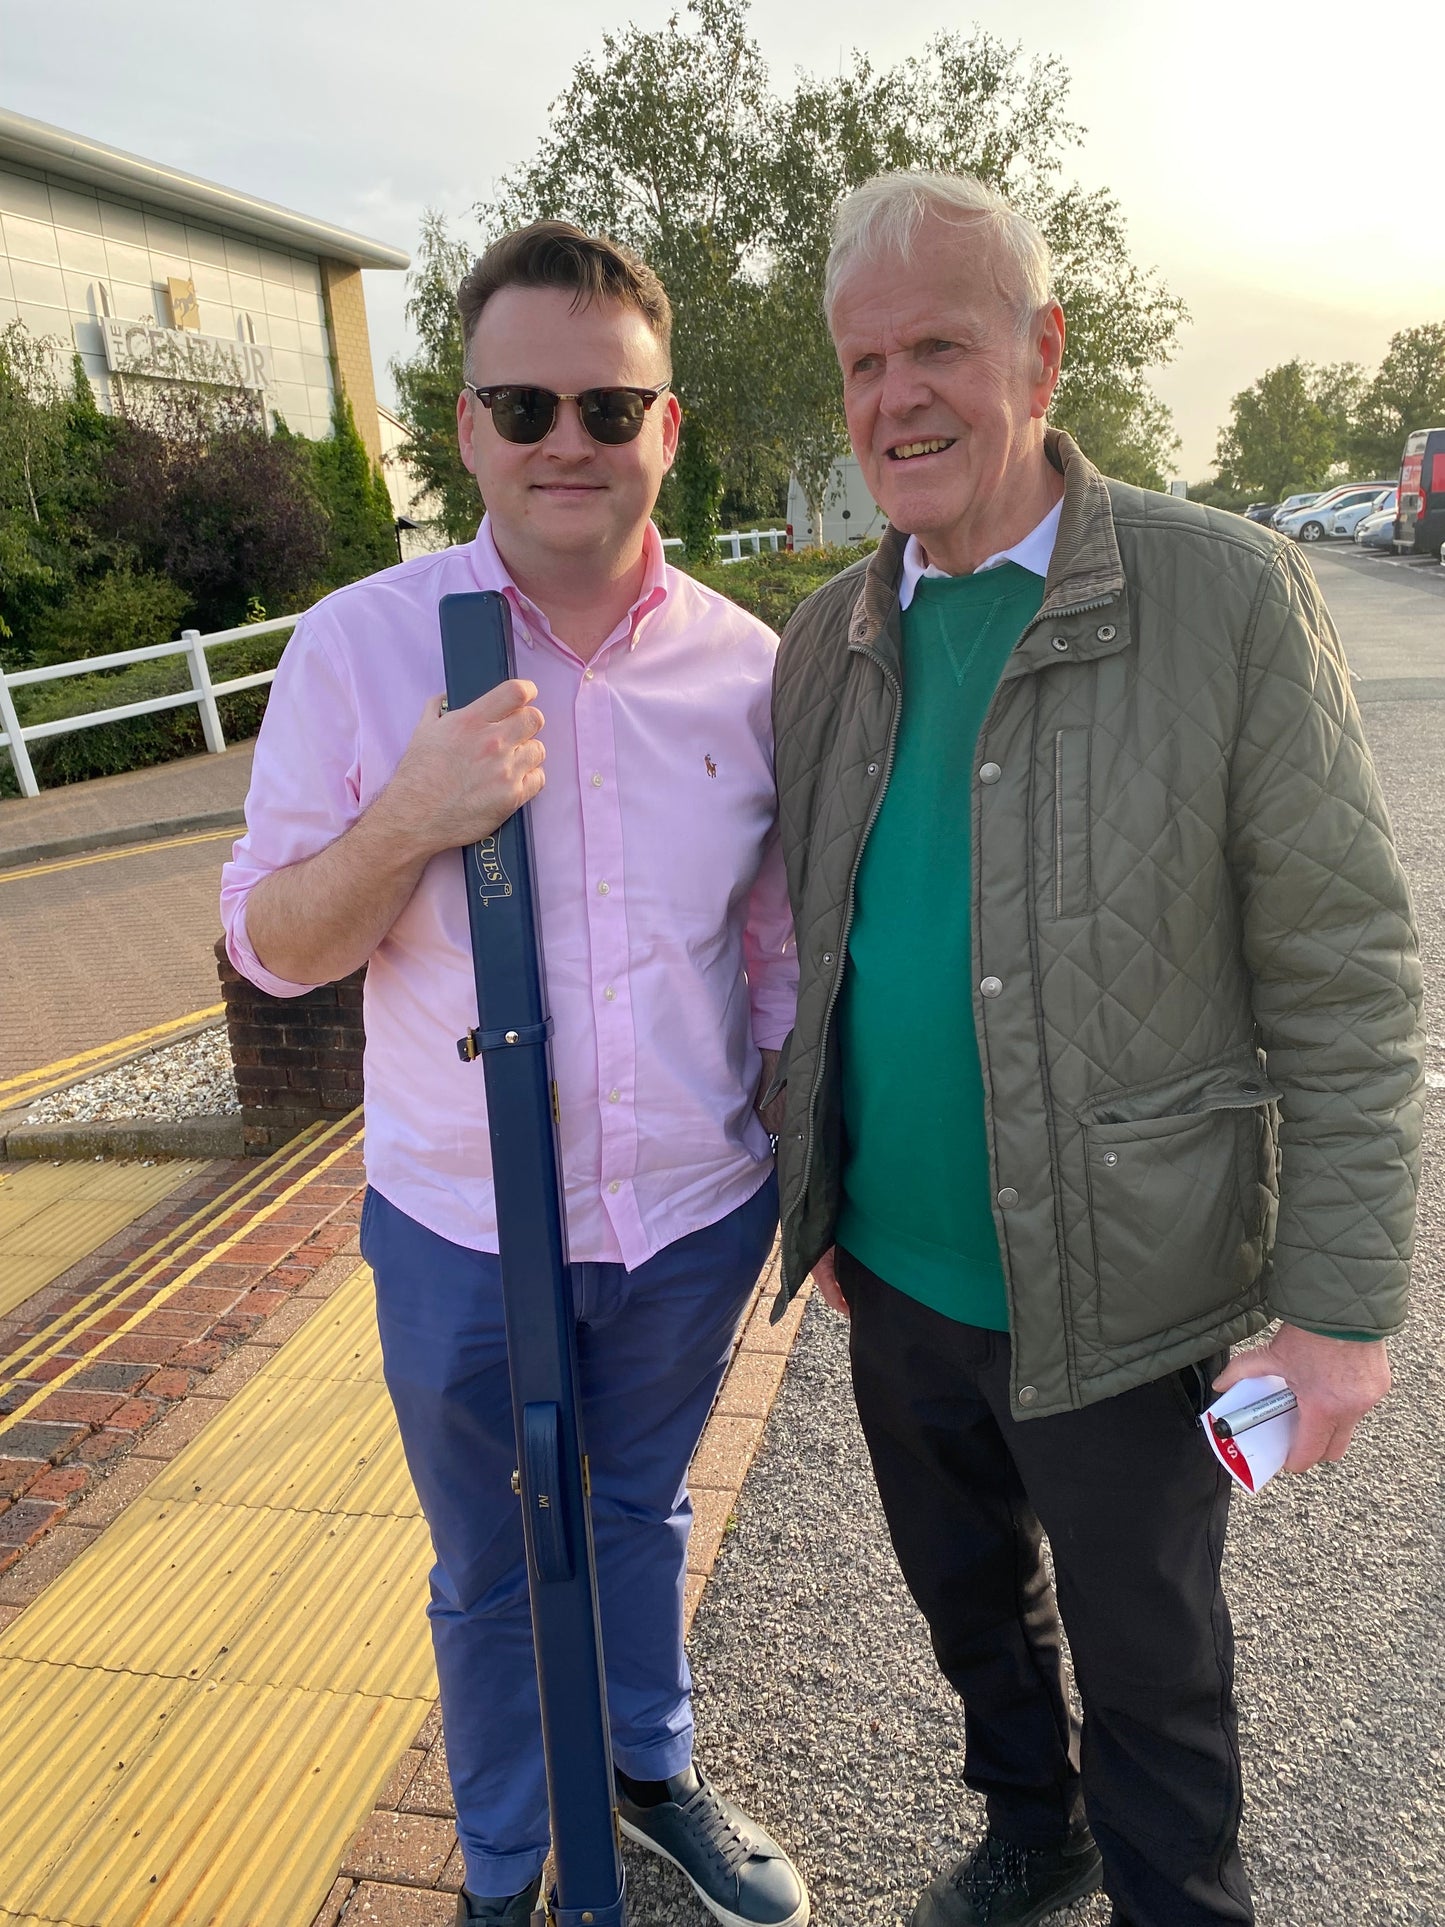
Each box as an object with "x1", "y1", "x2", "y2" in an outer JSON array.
[
  {"x1": 1018, "y1": 1385, "x2": 1038, "y2": 1406},
  {"x1": 997, "y1": 1186, "x2": 1019, "y2": 1208},
  {"x1": 821, "y1": 952, "x2": 833, "y2": 965},
  {"x1": 1103, "y1": 1151, "x2": 1119, "y2": 1167},
  {"x1": 978, "y1": 761, "x2": 1001, "y2": 784},
  {"x1": 980, "y1": 976, "x2": 1003, "y2": 997},
  {"x1": 1050, "y1": 636, "x2": 1070, "y2": 652},
  {"x1": 1096, "y1": 623, "x2": 1117, "y2": 642},
  {"x1": 867, "y1": 762, "x2": 879, "y2": 776}
]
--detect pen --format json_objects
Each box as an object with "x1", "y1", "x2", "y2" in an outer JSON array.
[{"x1": 1210, "y1": 1389, "x2": 1298, "y2": 1440}]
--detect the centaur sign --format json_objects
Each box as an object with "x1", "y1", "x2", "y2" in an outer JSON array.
[{"x1": 100, "y1": 317, "x2": 269, "y2": 391}]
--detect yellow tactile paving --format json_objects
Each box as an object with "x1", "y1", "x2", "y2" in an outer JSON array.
[
  {"x1": 0, "y1": 1262, "x2": 437, "y2": 1927},
  {"x1": 0, "y1": 1161, "x2": 206, "y2": 1322}
]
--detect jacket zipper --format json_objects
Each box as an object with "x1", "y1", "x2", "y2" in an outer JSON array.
[
  {"x1": 1053, "y1": 731, "x2": 1064, "y2": 920},
  {"x1": 781, "y1": 644, "x2": 903, "y2": 1279}
]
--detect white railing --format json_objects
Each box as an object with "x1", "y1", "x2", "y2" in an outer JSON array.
[
  {"x1": 661, "y1": 527, "x2": 788, "y2": 563},
  {"x1": 0, "y1": 614, "x2": 298, "y2": 800}
]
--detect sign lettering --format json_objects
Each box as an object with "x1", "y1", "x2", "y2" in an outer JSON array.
[{"x1": 101, "y1": 317, "x2": 269, "y2": 391}]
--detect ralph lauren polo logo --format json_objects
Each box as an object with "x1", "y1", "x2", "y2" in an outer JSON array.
[{"x1": 704, "y1": 754, "x2": 718, "y2": 778}]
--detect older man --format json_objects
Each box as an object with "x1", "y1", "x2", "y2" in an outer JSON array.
[
  {"x1": 221, "y1": 222, "x2": 806, "y2": 1927},
  {"x1": 768, "y1": 173, "x2": 1423, "y2": 1927}
]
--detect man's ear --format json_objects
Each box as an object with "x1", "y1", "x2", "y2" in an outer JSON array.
[
  {"x1": 659, "y1": 391, "x2": 682, "y2": 475},
  {"x1": 457, "y1": 388, "x2": 478, "y2": 478},
  {"x1": 1032, "y1": 303, "x2": 1066, "y2": 420}
]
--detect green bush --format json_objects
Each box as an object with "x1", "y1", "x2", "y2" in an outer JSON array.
[
  {"x1": 685, "y1": 543, "x2": 875, "y2": 633},
  {"x1": 0, "y1": 628, "x2": 290, "y2": 795},
  {"x1": 26, "y1": 567, "x2": 190, "y2": 665}
]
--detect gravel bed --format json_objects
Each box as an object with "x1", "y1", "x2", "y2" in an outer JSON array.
[
  {"x1": 622, "y1": 699, "x2": 1445, "y2": 1927},
  {"x1": 21, "y1": 1024, "x2": 238, "y2": 1125}
]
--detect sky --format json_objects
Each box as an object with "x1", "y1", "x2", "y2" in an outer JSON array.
[{"x1": 2, "y1": 0, "x2": 1441, "y2": 478}]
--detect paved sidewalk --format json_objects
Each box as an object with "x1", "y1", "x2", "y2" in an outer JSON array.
[{"x1": 0, "y1": 741, "x2": 254, "y2": 868}]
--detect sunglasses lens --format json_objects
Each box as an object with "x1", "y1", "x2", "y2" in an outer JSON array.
[
  {"x1": 580, "y1": 389, "x2": 649, "y2": 444},
  {"x1": 488, "y1": 387, "x2": 555, "y2": 444}
]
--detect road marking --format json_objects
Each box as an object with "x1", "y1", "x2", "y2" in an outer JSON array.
[
  {"x1": 0, "y1": 1006, "x2": 226, "y2": 1107},
  {"x1": 0, "y1": 826, "x2": 238, "y2": 887},
  {"x1": 0, "y1": 1112, "x2": 363, "y2": 1438}
]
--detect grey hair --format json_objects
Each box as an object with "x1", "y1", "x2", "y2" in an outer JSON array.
[{"x1": 824, "y1": 171, "x2": 1053, "y2": 331}]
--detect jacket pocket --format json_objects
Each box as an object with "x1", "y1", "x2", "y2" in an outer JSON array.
[
  {"x1": 1049, "y1": 727, "x2": 1091, "y2": 919},
  {"x1": 761, "y1": 1029, "x2": 793, "y2": 1108},
  {"x1": 1082, "y1": 1083, "x2": 1278, "y2": 1348}
]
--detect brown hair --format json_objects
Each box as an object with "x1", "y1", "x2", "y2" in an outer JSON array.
[{"x1": 457, "y1": 220, "x2": 673, "y2": 373}]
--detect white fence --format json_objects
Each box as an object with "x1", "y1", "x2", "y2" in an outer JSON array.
[
  {"x1": 0, "y1": 615, "x2": 298, "y2": 800},
  {"x1": 0, "y1": 528, "x2": 791, "y2": 801}
]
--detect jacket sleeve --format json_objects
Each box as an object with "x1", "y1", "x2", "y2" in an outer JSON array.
[{"x1": 1226, "y1": 545, "x2": 1424, "y2": 1336}]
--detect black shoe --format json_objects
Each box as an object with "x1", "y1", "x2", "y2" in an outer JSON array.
[
  {"x1": 616, "y1": 1764, "x2": 809, "y2": 1926},
  {"x1": 455, "y1": 1872, "x2": 543, "y2": 1925},
  {"x1": 910, "y1": 1829, "x2": 1103, "y2": 1927}
]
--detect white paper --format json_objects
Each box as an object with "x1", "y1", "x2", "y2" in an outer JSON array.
[{"x1": 1200, "y1": 1374, "x2": 1297, "y2": 1494}]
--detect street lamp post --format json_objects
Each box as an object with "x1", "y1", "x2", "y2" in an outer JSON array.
[{"x1": 394, "y1": 515, "x2": 419, "y2": 564}]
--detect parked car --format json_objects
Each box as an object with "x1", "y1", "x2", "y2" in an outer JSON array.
[
  {"x1": 1276, "y1": 484, "x2": 1394, "y2": 542},
  {"x1": 1270, "y1": 492, "x2": 1322, "y2": 525},
  {"x1": 1394, "y1": 425, "x2": 1445, "y2": 555},
  {"x1": 1244, "y1": 502, "x2": 1279, "y2": 524},
  {"x1": 1355, "y1": 506, "x2": 1398, "y2": 550},
  {"x1": 1332, "y1": 488, "x2": 1397, "y2": 538}
]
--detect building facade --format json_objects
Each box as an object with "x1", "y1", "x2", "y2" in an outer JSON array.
[{"x1": 0, "y1": 107, "x2": 407, "y2": 461}]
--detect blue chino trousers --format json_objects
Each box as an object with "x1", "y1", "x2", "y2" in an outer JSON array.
[{"x1": 360, "y1": 1175, "x2": 778, "y2": 1896}]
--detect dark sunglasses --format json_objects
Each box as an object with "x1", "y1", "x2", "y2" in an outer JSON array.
[{"x1": 464, "y1": 380, "x2": 671, "y2": 446}]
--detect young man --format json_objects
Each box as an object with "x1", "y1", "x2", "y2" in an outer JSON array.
[
  {"x1": 768, "y1": 172, "x2": 1423, "y2": 1927},
  {"x1": 221, "y1": 222, "x2": 806, "y2": 1927}
]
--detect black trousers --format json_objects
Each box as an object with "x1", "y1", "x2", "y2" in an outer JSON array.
[{"x1": 837, "y1": 1251, "x2": 1254, "y2": 1927}]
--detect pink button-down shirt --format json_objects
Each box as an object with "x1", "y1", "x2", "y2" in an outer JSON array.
[{"x1": 221, "y1": 519, "x2": 797, "y2": 1266}]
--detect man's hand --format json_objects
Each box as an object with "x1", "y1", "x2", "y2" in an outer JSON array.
[
  {"x1": 1213, "y1": 1324, "x2": 1390, "y2": 1473},
  {"x1": 378, "y1": 681, "x2": 545, "y2": 861},
  {"x1": 755, "y1": 1047, "x2": 785, "y2": 1137},
  {"x1": 811, "y1": 1245, "x2": 848, "y2": 1318}
]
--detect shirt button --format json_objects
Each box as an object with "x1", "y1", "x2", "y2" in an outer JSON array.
[
  {"x1": 1018, "y1": 1385, "x2": 1038, "y2": 1406},
  {"x1": 978, "y1": 761, "x2": 1001, "y2": 784},
  {"x1": 584, "y1": 667, "x2": 596, "y2": 681},
  {"x1": 591, "y1": 772, "x2": 603, "y2": 787},
  {"x1": 608, "y1": 1180, "x2": 620, "y2": 1194},
  {"x1": 980, "y1": 976, "x2": 1003, "y2": 997},
  {"x1": 603, "y1": 986, "x2": 617, "y2": 1001},
  {"x1": 608, "y1": 1089, "x2": 620, "y2": 1103},
  {"x1": 997, "y1": 1186, "x2": 1019, "y2": 1208},
  {"x1": 597, "y1": 881, "x2": 610, "y2": 895}
]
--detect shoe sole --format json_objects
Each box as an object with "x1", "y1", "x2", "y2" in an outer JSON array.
[
  {"x1": 911, "y1": 1850, "x2": 1102, "y2": 1927},
  {"x1": 618, "y1": 1816, "x2": 811, "y2": 1927}
]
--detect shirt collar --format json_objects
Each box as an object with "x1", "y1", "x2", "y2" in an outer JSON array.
[
  {"x1": 897, "y1": 498, "x2": 1063, "y2": 612},
  {"x1": 470, "y1": 515, "x2": 670, "y2": 654}
]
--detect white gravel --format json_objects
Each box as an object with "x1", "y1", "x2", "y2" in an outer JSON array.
[
  {"x1": 622, "y1": 698, "x2": 1445, "y2": 1927},
  {"x1": 22, "y1": 1024, "x2": 238, "y2": 1125}
]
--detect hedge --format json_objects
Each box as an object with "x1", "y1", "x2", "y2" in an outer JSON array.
[{"x1": 685, "y1": 543, "x2": 874, "y2": 633}]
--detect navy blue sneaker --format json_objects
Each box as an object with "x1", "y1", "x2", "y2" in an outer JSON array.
[
  {"x1": 454, "y1": 1871, "x2": 542, "y2": 1925},
  {"x1": 617, "y1": 1765, "x2": 809, "y2": 1926}
]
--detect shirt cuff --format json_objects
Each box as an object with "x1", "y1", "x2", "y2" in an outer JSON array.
[{"x1": 227, "y1": 899, "x2": 323, "y2": 1000}]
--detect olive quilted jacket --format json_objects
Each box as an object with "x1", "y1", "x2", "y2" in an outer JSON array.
[{"x1": 769, "y1": 430, "x2": 1424, "y2": 1417}]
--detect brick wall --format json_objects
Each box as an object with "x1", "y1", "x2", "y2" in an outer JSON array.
[
  {"x1": 213, "y1": 938, "x2": 364, "y2": 1154},
  {"x1": 319, "y1": 258, "x2": 383, "y2": 465}
]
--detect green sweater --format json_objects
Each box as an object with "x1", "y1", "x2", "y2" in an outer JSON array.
[{"x1": 838, "y1": 563, "x2": 1045, "y2": 1329}]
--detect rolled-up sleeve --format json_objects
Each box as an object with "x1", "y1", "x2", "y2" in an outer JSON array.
[
  {"x1": 219, "y1": 615, "x2": 362, "y2": 998},
  {"x1": 743, "y1": 819, "x2": 798, "y2": 1050}
]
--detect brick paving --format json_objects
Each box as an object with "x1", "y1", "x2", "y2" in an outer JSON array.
[{"x1": 0, "y1": 832, "x2": 240, "y2": 1080}]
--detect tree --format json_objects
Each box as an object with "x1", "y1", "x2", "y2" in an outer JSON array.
[
  {"x1": 1349, "y1": 323, "x2": 1445, "y2": 478},
  {"x1": 392, "y1": 2, "x2": 1186, "y2": 535},
  {"x1": 1057, "y1": 379, "x2": 1179, "y2": 492},
  {"x1": 98, "y1": 386, "x2": 329, "y2": 633},
  {"x1": 1214, "y1": 360, "x2": 1338, "y2": 500},
  {"x1": 302, "y1": 393, "x2": 398, "y2": 590},
  {"x1": 389, "y1": 212, "x2": 480, "y2": 547}
]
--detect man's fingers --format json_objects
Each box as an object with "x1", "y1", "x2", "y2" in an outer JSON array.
[{"x1": 1211, "y1": 1348, "x2": 1273, "y2": 1394}]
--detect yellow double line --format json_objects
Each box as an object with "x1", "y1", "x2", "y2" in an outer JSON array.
[
  {"x1": 0, "y1": 825, "x2": 238, "y2": 887},
  {"x1": 0, "y1": 1109, "x2": 364, "y2": 1444},
  {"x1": 0, "y1": 1006, "x2": 227, "y2": 1115}
]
